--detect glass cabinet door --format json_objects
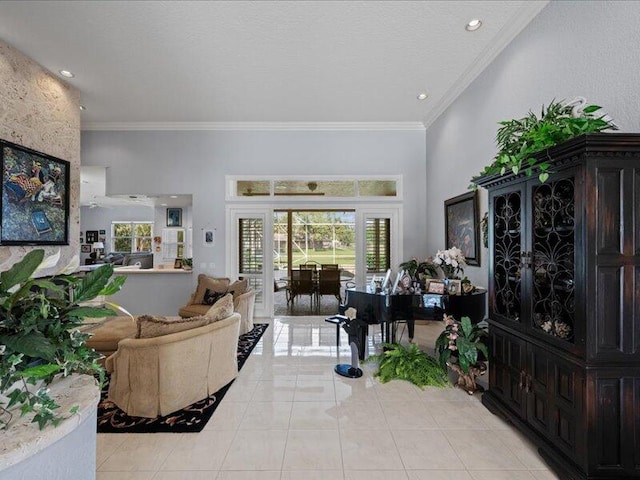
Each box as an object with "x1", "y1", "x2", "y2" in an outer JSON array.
[
  {"x1": 491, "y1": 187, "x2": 524, "y2": 324},
  {"x1": 530, "y1": 177, "x2": 576, "y2": 343}
]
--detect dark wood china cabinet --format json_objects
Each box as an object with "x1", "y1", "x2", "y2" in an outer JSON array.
[{"x1": 476, "y1": 134, "x2": 640, "y2": 480}]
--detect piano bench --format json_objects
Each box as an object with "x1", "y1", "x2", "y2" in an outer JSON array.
[{"x1": 325, "y1": 315, "x2": 348, "y2": 348}]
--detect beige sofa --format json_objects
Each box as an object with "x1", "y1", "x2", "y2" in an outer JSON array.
[
  {"x1": 105, "y1": 312, "x2": 240, "y2": 418},
  {"x1": 179, "y1": 275, "x2": 255, "y2": 335}
]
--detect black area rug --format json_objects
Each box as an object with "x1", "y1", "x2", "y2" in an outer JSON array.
[{"x1": 96, "y1": 323, "x2": 268, "y2": 434}]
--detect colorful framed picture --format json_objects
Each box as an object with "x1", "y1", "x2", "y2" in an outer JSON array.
[
  {"x1": 0, "y1": 139, "x2": 70, "y2": 245},
  {"x1": 81, "y1": 244, "x2": 91, "y2": 253},
  {"x1": 99, "y1": 229, "x2": 106, "y2": 235},
  {"x1": 167, "y1": 208, "x2": 182, "y2": 227},
  {"x1": 427, "y1": 281, "x2": 446, "y2": 294},
  {"x1": 444, "y1": 190, "x2": 480, "y2": 266}
]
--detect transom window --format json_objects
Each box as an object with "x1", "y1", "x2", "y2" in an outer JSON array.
[
  {"x1": 227, "y1": 176, "x2": 401, "y2": 200},
  {"x1": 111, "y1": 221, "x2": 153, "y2": 253}
]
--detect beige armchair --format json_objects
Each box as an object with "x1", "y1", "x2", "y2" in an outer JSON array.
[
  {"x1": 179, "y1": 276, "x2": 256, "y2": 335},
  {"x1": 105, "y1": 313, "x2": 240, "y2": 418}
]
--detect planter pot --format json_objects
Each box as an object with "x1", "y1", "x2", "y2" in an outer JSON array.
[
  {"x1": 447, "y1": 361, "x2": 487, "y2": 395},
  {"x1": 0, "y1": 374, "x2": 100, "y2": 480}
]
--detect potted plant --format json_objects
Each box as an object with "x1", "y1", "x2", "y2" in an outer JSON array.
[
  {"x1": 182, "y1": 257, "x2": 193, "y2": 271},
  {"x1": 399, "y1": 257, "x2": 438, "y2": 288},
  {"x1": 0, "y1": 249, "x2": 126, "y2": 429},
  {"x1": 366, "y1": 342, "x2": 448, "y2": 389},
  {"x1": 471, "y1": 98, "x2": 617, "y2": 186},
  {"x1": 435, "y1": 315, "x2": 488, "y2": 394}
]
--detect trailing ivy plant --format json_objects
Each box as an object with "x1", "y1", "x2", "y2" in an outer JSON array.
[
  {"x1": 366, "y1": 342, "x2": 448, "y2": 389},
  {"x1": 472, "y1": 99, "x2": 616, "y2": 186},
  {"x1": 0, "y1": 250, "x2": 126, "y2": 429}
]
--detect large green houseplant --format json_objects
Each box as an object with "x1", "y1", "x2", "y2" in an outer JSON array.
[
  {"x1": 435, "y1": 315, "x2": 488, "y2": 394},
  {"x1": 0, "y1": 250, "x2": 126, "y2": 429},
  {"x1": 472, "y1": 98, "x2": 617, "y2": 186}
]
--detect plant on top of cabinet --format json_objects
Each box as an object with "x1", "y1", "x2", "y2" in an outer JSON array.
[{"x1": 471, "y1": 97, "x2": 617, "y2": 186}]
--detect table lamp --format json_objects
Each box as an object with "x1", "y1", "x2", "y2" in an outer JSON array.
[{"x1": 92, "y1": 241, "x2": 105, "y2": 260}]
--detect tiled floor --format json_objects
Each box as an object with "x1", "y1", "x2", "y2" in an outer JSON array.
[{"x1": 96, "y1": 317, "x2": 560, "y2": 480}]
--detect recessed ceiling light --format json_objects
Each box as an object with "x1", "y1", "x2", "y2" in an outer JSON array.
[
  {"x1": 417, "y1": 93, "x2": 428, "y2": 100},
  {"x1": 465, "y1": 19, "x2": 482, "y2": 31},
  {"x1": 59, "y1": 70, "x2": 75, "y2": 78},
  {"x1": 169, "y1": 195, "x2": 178, "y2": 198},
  {"x1": 79, "y1": 105, "x2": 86, "y2": 111}
]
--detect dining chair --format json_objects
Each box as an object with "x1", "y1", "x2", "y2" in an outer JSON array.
[
  {"x1": 290, "y1": 268, "x2": 315, "y2": 309},
  {"x1": 300, "y1": 262, "x2": 318, "y2": 270},
  {"x1": 321, "y1": 264, "x2": 339, "y2": 270},
  {"x1": 317, "y1": 268, "x2": 341, "y2": 306}
]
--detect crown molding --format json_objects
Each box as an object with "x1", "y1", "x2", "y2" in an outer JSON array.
[
  {"x1": 81, "y1": 121, "x2": 426, "y2": 132},
  {"x1": 422, "y1": 0, "x2": 549, "y2": 129}
]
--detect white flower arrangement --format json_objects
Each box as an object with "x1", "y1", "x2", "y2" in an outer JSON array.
[{"x1": 433, "y1": 246, "x2": 467, "y2": 279}]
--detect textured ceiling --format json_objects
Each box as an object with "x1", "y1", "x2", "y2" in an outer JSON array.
[{"x1": 0, "y1": 1, "x2": 547, "y2": 128}]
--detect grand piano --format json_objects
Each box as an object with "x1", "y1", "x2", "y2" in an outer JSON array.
[{"x1": 342, "y1": 286, "x2": 486, "y2": 359}]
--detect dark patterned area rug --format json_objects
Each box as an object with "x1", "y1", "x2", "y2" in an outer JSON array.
[{"x1": 97, "y1": 323, "x2": 268, "y2": 434}]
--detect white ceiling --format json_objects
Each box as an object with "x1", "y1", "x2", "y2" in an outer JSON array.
[{"x1": 0, "y1": 0, "x2": 547, "y2": 129}]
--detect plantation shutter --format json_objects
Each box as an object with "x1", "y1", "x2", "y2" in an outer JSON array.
[
  {"x1": 238, "y1": 217, "x2": 264, "y2": 302},
  {"x1": 365, "y1": 218, "x2": 390, "y2": 273}
]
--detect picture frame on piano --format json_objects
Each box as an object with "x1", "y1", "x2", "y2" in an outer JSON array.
[
  {"x1": 381, "y1": 269, "x2": 392, "y2": 290},
  {"x1": 391, "y1": 269, "x2": 404, "y2": 294},
  {"x1": 427, "y1": 280, "x2": 445, "y2": 294},
  {"x1": 447, "y1": 279, "x2": 462, "y2": 295}
]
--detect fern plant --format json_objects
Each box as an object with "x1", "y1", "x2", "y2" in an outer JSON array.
[
  {"x1": 472, "y1": 99, "x2": 615, "y2": 186},
  {"x1": 366, "y1": 342, "x2": 448, "y2": 389}
]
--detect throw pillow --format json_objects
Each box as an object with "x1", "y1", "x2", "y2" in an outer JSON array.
[
  {"x1": 193, "y1": 274, "x2": 230, "y2": 304},
  {"x1": 205, "y1": 293, "x2": 234, "y2": 321},
  {"x1": 136, "y1": 314, "x2": 210, "y2": 339},
  {"x1": 227, "y1": 278, "x2": 249, "y2": 299},
  {"x1": 203, "y1": 288, "x2": 227, "y2": 305}
]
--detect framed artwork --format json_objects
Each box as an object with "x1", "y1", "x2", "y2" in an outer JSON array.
[
  {"x1": 79, "y1": 237, "x2": 84, "y2": 244},
  {"x1": 174, "y1": 258, "x2": 183, "y2": 269},
  {"x1": 99, "y1": 229, "x2": 106, "y2": 235},
  {"x1": 167, "y1": 208, "x2": 182, "y2": 227},
  {"x1": 444, "y1": 190, "x2": 480, "y2": 266},
  {"x1": 0, "y1": 139, "x2": 70, "y2": 245},
  {"x1": 86, "y1": 230, "x2": 98, "y2": 243},
  {"x1": 203, "y1": 229, "x2": 215, "y2": 247},
  {"x1": 447, "y1": 279, "x2": 462, "y2": 296},
  {"x1": 427, "y1": 281, "x2": 446, "y2": 294},
  {"x1": 81, "y1": 244, "x2": 91, "y2": 253}
]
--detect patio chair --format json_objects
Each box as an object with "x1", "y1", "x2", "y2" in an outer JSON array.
[
  {"x1": 317, "y1": 268, "x2": 341, "y2": 305},
  {"x1": 290, "y1": 268, "x2": 315, "y2": 309},
  {"x1": 321, "y1": 263, "x2": 339, "y2": 270}
]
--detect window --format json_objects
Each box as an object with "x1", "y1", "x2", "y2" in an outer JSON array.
[
  {"x1": 365, "y1": 218, "x2": 390, "y2": 273},
  {"x1": 111, "y1": 222, "x2": 152, "y2": 253}
]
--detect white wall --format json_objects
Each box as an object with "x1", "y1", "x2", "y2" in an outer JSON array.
[
  {"x1": 81, "y1": 129, "x2": 427, "y2": 280},
  {"x1": 424, "y1": 0, "x2": 640, "y2": 288}
]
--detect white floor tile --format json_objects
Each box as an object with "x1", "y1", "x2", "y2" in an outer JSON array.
[
  {"x1": 443, "y1": 430, "x2": 527, "y2": 470},
  {"x1": 340, "y1": 429, "x2": 404, "y2": 470},
  {"x1": 159, "y1": 430, "x2": 235, "y2": 471},
  {"x1": 392, "y1": 430, "x2": 461, "y2": 470},
  {"x1": 345, "y1": 470, "x2": 408, "y2": 480},
  {"x1": 215, "y1": 471, "x2": 280, "y2": 480},
  {"x1": 96, "y1": 473, "x2": 155, "y2": 480},
  {"x1": 98, "y1": 433, "x2": 180, "y2": 472},
  {"x1": 407, "y1": 471, "x2": 473, "y2": 480},
  {"x1": 282, "y1": 429, "x2": 342, "y2": 470},
  {"x1": 289, "y1": 401, "x2": 339, "y2": 429},
  {"x1": 239, "y1": 401, "x2": 292, "y2": 430},
  {"x1": 220, "y1": 430, "x2": 287, "y2": 471}
]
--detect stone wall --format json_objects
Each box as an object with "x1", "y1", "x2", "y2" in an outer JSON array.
[{"x1": 0, "y1": 40, "x2": 80, "y2": 275}]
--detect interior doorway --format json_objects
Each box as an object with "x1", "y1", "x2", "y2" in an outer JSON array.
[{"x1": 273, "y1": 209, "x2": 355, "y2": 316}]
